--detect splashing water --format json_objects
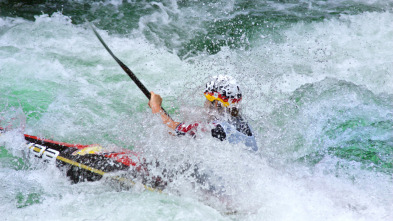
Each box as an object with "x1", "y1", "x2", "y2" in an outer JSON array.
[{"x1": 1, "y1": 0, "x2": 392, "y2": 220}]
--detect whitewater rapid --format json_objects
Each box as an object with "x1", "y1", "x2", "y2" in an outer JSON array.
[{"x1": 1, "y1": 1, "x2": 392, "y2": 220}]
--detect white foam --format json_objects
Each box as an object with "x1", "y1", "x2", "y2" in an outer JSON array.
[{"x1": 1, "y1": 8, "x2": 393, "y2": 220}]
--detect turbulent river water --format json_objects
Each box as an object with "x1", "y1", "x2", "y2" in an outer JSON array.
[{"x1": 1, "y1": 0, "x2": 393, "y2": 220}]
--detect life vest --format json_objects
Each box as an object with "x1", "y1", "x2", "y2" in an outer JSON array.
[{"x1": 175, "y1": 116, "x2": 258, "y2": 152}]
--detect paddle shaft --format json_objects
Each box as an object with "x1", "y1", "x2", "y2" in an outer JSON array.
[{"x1": 88, "y1": 22, "x2": 172, "y2": 119}]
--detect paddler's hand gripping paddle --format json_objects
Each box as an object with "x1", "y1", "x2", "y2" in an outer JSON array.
[{"x1": 87, "y1": 20, "x2": 173, "y2": 120}]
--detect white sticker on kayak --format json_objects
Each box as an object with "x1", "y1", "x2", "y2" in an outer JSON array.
[{"x1": 28, "y1": 143, "x2": 59, "y2": 162}]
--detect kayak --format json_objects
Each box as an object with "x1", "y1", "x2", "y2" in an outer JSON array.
[
  {"x1": 1, "y1": 127, "x2": 236, "y2": 212},
  {"x1": 0, "y1": 127, "x2": 165, "y2": 191}
]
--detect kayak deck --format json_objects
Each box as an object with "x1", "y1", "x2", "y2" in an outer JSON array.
[{"x1": 0, "y1": 128, "x2": 164, "y2": 191}]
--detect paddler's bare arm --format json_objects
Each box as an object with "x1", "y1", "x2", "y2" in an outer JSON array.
[{"x1": 148, "y1": 92, "x2": 181, "y2": 130}]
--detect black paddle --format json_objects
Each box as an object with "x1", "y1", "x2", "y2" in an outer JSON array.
[{"x1": 87, "y1": 21, "x2": 172, "y2": 120}]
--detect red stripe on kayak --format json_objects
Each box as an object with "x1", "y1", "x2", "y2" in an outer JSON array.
[
  {"x1": 1, "y1": 127, "x2": 140, "y2": 167},
  {"x1": 104, "y1": 152, "x2": 139, "y2": 167},
  {"x1": 24, "y1": 134, "x2": 90, "y2": 149}
]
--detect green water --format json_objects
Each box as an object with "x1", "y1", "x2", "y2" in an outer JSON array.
[{"x1": 0, "y1": 0, "x2": 392, "y2": 220}]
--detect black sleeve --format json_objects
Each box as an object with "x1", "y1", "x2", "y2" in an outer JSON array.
[{"x1": 211, "y1": 124, "x2": 226, "y2": 141}]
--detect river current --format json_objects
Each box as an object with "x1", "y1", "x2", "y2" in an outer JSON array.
[{"x1": 1, "y1": 0, "x2": 392, "y2": 220}]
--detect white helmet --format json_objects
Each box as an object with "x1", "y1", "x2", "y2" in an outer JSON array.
[{"x1": 204, "y1": 75, "x2": 242, "y2": 107}]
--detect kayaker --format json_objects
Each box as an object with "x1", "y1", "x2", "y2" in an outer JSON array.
[{"x1": 148, "y1": 75, "x2": 258, "y2": 151}]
